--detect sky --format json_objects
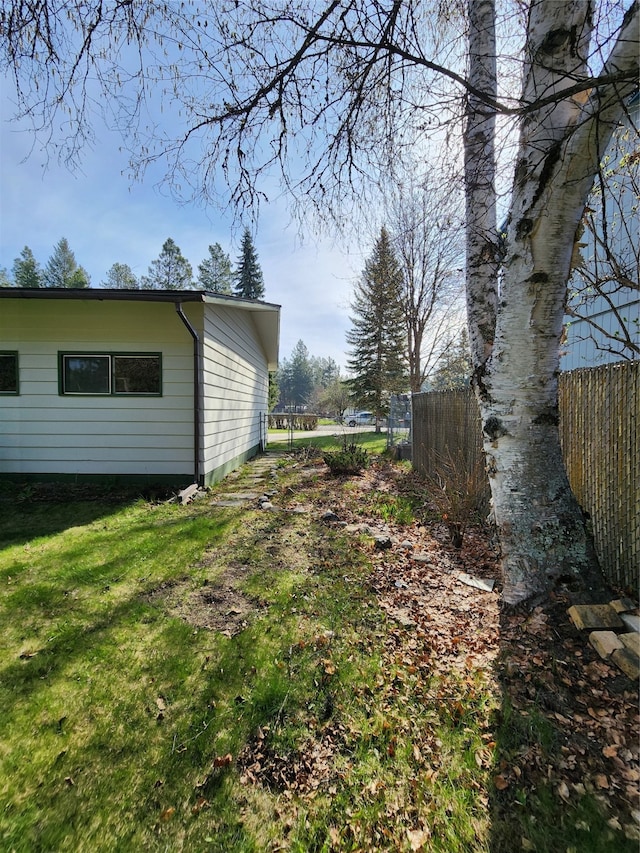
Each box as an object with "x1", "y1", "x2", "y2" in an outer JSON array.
[{"x1": 0, "y1": 88, "x2": 366, "y2": 373}]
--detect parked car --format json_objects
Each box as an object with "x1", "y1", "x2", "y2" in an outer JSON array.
[{"x1": 347, "y1": 411, "x2": 375, "y2": 427}]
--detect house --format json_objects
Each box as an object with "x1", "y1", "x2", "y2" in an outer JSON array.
[
  {"x1": 0, "y1": 288, "x2": 280, "y2": 486},
  {"x1": 560, "y1": 91, "x2": 639, "y2": 370}
]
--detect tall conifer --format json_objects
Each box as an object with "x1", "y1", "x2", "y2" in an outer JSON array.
[
  {"x1": 141, "y1": 238, "x2": 193, "y2": 290},
  {"x1": 346, "y1": 227, "x2": 408, "y2": 425},
  {"x1": 233, "y1": 228, "x2": 264, "y2": 299},
  {"x1": 13, "y1": 246, "x2": 43, "y2": 288}
]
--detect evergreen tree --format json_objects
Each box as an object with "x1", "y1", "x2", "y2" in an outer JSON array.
[
  {"x1": 43, "y1": 238, "x2": 87, "y2": 287},
  {"x1": 346, "y1": 226, "x2": 408, "y2": 427},
  {"x1": 198, "y1": 243, "x2": 233, "y2": 293},
  {"x1": 12, "y1": 246, "x2": 43, "y2": 288},
  {"x1": 102, "y1": 262, "x2": 139, "y2": 289},
  {"x1": 310, "y1": 355, "x2": 340, "y2": 389},
  {"x1": 0, "y1": 268, "x2": 11, "y2": 288},
  {"x1": 69, "y1": 266, "x2": 91, "y2": 288},
  {"x1": 277, "y1": 339, "x2": 314, "y2": 409},
  {"x1": 233, "y1": 228, "x2": 264, "y2": 299},
  {"x1": 141, "y1": 238, "x2": 193, "y2": 290}
]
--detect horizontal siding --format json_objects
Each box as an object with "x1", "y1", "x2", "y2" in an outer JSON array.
[
  {"x1": 0, "y1": 300, "x2": 195, "y2": 477},
  {"x1": 201, "y1": 305, "x2": 268, "y2": 477}
]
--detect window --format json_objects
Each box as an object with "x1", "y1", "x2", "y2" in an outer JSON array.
[
  {"x1": 0, "y1": 352, "x2": 18, "y2": 394},
  {"x1": 60, "y1": 353, "x2": 161, "y2": 395}
]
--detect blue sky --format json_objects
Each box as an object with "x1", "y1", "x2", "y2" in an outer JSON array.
[{"x1": 0, "y1": 85, "x2": 363, "y2": 372}]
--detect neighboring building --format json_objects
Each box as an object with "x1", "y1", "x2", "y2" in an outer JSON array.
[
  {"x1": 561, "y1": 92, "x2": 639, "y2": 370},
  {"x1": 0, "y1": 288, "x2": 279, "y2": 485}
]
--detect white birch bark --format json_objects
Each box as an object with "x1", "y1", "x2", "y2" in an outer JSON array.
[{"x1": 466, "y1": 0, "x2": 639, "y2": 604}]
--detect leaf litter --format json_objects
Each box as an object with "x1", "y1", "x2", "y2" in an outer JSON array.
[{"x1": 158, "y1": 452, "x2": 640, "y2": 846}]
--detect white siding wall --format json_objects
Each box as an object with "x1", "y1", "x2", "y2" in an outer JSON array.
[
  {"x1": 0, "y1": 300, "x2": 195, "y2": 478},
  {"x1": 199, "y1": 304, "x2": 268, "y2": 479}
]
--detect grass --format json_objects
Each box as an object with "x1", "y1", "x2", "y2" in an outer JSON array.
[
  {"x1": 0, "y1": 463, "x2": 636, "y2": 852},
  {"x1": 270, "y1": 429, "x2": 389, "y2": 456}
]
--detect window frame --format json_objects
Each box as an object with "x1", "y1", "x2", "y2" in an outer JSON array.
[
  {"x1": 0, "y1": 351, "x2": 19, "y2": 395},
  {"x1": 58, "y1": 352, "x2": 163, "y2": 397}
]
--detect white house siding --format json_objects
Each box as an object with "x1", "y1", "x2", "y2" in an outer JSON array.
[
  {"x1": 0, "y1": 299, "x2": 195, "y2": 480},
  {"x1": 199, "y1": 304, "x2": 269, "y2": 485},
  {"x1": 561, "y1": 95, "x2": 639, "y2": 370}
]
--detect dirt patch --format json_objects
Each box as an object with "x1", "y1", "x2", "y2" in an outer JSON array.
[{"x1": 144, "y1": 564, "x2": 263, "y2": 637}]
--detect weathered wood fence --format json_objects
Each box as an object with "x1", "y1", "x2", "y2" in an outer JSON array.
[{"x1": 412, "y1": 360, "x2": 639, "y2": 591}]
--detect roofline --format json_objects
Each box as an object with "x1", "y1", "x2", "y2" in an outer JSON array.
[{"x1": 0, "y1": 286, "x2": 281, "y2": 311}]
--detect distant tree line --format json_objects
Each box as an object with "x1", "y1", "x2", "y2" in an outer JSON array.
[{"x1": 1, "y1": 227, "x2": 265, "y2": 299}]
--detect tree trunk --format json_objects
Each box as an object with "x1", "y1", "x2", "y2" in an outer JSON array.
[{"x1": 465, "y1": 0, "x2": 639, "y2": 604}]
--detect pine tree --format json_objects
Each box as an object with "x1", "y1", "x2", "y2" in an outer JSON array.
[
  {"x1": 280, "y1": 339, "x2": 314, "y2": 408},
  {"x1": 233, "y1": 228, "x2": 264, "y2": 299},
  {"x1": 43, "y1": 238, "x2": 87, "y2": 287},
  {"x1": 141, "y1": 238, "x2": 193, "y2": 290},
  {"x1": 13, "y1": 246, "x2": 43, "y2": 288},
  {"x1": 102, "y1": 262, "x2": 139, "y2": 289},
  {"x1": 346, "y1": 227, "x2": 408, "y2": 426},
  {"x1": 197, "y1": 243, "x2": 233, "y2": 293}
]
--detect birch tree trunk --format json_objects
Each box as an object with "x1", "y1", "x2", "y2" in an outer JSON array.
[{"x1": 465, "y1": 0, "x2": 639, "y2": 604}]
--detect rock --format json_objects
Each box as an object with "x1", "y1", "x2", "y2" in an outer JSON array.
[
  {"x1": 620, "y1": 632, "x2": 640, "y2": 656},
  {"x1": 610, "y1": 597, "x2": 638, "y2": 614},
  {"x1": 374, "y1": 535, "x2": 393, "y2": 550},
  {"x1": 610, "y1": 647, "x2": 640, "y2": 680},
  {"x1": 258, "y1": 501, "x2": 274, "y2": 510},
  {"x1": 588, "y1": 630, "x2": 624, "y2": 660},
  {"x1": 567, "y1": 604, "x2": 624, "y2": 631},
  {"x1": 412, "y1": 553, "x2": 431, "y2": 564},
  {"x1": 399, "y1": 540, "x2": 413, "y2": 550},
  {"x1": 620, "y1": 613, "x2": 640, "y2": 633},
  {"x1": 321, "y1": 510, "x2": 340, "y2": 522}
]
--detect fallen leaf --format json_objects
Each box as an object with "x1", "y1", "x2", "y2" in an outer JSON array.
[
  {"x1": 160, "y1": 807, "x2": 175, "y2": 822},
  {"x1": 557, "y1": 781, "x2": 571, "y2": 801},
  {"x1": 213, "y1": 753, "x2": 233, "y2": 768},
  {"x1": 494, "y1": 774, "x2": 509, "y2": 790},
  {"x1": 407, "y1": 828, "x2": 430, "y2": 850},
  {"x1": 594, "y1": 774, "x2": 609, "y2": 789},
  {"x1": 602, "y1": 744, "x2": 618, "y2": 758}
]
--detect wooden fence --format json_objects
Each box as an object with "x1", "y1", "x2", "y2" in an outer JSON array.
[{"x1": 412, "y1": 360, "x2": 639, "y2": 591}]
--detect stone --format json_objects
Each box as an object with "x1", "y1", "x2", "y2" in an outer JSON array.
[
  {"x1": 588, "y1": 630, "x2": 624, "y2": 660},
  {"x1": 400, "y1": 540, "x2": 414, "y2": 550},
  {"x1": 567, "y1": 604, "x2": 624, "y2": 631},
  {"x1": 621, "y1": 632, "x2": 640, "y2": 656},
  {"x1": 321, "y1": 510, "x2": 340, "y2": 522},
  {"x1": 620, "y1": 613, "x2": 640, "y2": 633},
  {"x1": 610, "y1": 598, "x2": 638, "y2": 614},
  {"x1": 412, "y1": 553, "x2": 431, "y2": 564},
  {"x1": 374, "y1": 535, "x2": 393, "y2": 550},
  {"x1": 610, "y1": 647, "x2": 640, "y2": 680}
]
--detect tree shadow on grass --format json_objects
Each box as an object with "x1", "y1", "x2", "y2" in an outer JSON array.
[{"x1": 488, "y1": 596, "x2": 639, "y2": 852}]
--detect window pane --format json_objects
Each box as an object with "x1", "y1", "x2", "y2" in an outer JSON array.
[
  {"x1": 63, "y1": 356, "x2": 110, "y2": 394},
  {"x1": 0, "y1": 353, "x2": 18, "y2": 393},
  {"x1": 113, "y1": 356, "x2": 161, "y2": 394}
]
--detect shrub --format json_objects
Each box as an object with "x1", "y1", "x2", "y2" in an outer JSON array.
[
  {"x1": 427, "y1": 447, "x2": 488, "y2": 548},
  {"x1": 323, "y1": 438, "x2": 369, "y2": 475}
]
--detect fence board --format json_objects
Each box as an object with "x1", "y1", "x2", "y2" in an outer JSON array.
[{"x1": 412, "y1": 361, "x2": 638, "y2": 591}]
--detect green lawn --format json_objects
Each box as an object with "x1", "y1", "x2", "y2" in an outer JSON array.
[{"x1": 0, "y1": 457, "x2": 635, "y2": 852}]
